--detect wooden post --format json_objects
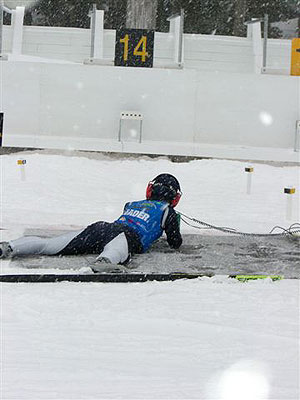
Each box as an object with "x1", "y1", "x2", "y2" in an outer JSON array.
[
  {"x1": 232, "y1": 0, "x2": 246, "y2": 36},
  {"x1": 126, "y1": 0, "x2": 157, "y2": 29}
]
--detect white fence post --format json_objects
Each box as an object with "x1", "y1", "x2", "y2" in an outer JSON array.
[
  {"x1": 85, "y1": 7, "x2": 113, "y2": 65},
  {"x1": 1, "y1": 4, "x2": 12, "y2": 59},
  {"x1": 0, "y1": 1, "x2": 3, "y2": 55},
  {"x1": 252, "y1": 19, "x2": 263, "y2": 74},
  {"x1": 168, "y1": 10, "x2": 184, "y2": 67},
  {"x1": 245, "y1": 18, "x2": 263, "y2": 74},
  {"x1": 93, "y1": 10, "x2": 104, "y2": 59},
  {"x1": 11, "y1": 6, "x2": 25, "y2": 55}
]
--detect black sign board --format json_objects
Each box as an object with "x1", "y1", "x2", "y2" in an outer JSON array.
[{"x1": 115, "y1": 29, "x2": 154, "y2": 68}]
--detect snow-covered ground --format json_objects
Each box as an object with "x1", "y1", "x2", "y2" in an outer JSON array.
[{"x1": 1, "y1": 150, "x2": 299, "y2": 399}]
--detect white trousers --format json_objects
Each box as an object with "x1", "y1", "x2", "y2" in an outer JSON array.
[
  {"x1": 9, "y1": 230, "x2": 84, "y2": 256},
  {"x1": 9, "y1": 230, "x2": 129, "y2": 264},
  {"x1": 96, "y1": 232, "x2": 129, "y2": 264}
]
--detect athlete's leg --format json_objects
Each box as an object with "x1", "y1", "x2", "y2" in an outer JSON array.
[
  {"x1": 96, "y1": 232, "x2": 129, "y2": 264},
  {"x1": 8, "y1": 229, "x2": 84, "y2": 257},
  {"x1": 59, "y1": 222, "x2": 110, "y2": 255}
]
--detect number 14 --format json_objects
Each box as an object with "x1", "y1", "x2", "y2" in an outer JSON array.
[{"x1": 120, "y1": 35, "x2": 149, "y2": 62}]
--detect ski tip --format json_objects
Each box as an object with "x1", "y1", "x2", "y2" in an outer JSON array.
[
  {"x1": 230, "y1": 275, "x2": 283, "y2": 282},
  {"x1": 289, "y1": 232, "x2": 300, "y2": 239}
]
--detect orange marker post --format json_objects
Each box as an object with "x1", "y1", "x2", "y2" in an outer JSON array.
[{"x1": 291, "y1": 38, "x2": 300, "y2": 76}]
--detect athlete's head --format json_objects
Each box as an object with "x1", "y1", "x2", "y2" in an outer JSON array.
[{"x1": 146, "y1": 173, "x2": 182, "y2": 207}]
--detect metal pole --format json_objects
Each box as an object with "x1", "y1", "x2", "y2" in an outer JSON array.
[
  {"x1": 0, "y1": 112, "x2": 3, "y2": 147},
  {"x1": 294, "y1": 121, "x2": 300, "y2": 152},
  {"x1": 178, "y1": 8, "x2": 184, "y2": 65},
  {"x1": 139, "y1": 120, "x2": 143, "y2": 143},
  {"x1": 90, "y1": 3, "x2": 96, "y2": 58},
  {"x1": 118, "y1": 118, "x2": 122, "y2": 142},
  {"x1": 263, "y1": 14, "x2": 268, "y2": 69}
]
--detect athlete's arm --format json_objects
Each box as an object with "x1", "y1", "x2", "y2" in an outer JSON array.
[{"x1": 163, "y1": 207, "x2": 182, "y2": 249}]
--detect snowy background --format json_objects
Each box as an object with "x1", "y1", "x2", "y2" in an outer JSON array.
[{"x1": 0, "y1": 149, "x2": 299, "y2": 399}]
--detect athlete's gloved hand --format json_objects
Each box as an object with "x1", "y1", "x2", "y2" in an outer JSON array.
[{"x1": 176, "y1": 212, "x2": 181, "y2": 227}]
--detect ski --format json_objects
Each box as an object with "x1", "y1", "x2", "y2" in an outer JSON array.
[{"x1": 0, "y1": 273, "x2": 285, "y2": 283}]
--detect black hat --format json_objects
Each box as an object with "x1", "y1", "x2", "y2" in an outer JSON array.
[{"x1": 146, "y1": 173, "x2": 182, "y2": 207}]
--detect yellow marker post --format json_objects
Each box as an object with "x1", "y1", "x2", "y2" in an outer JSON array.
[
  {"x1": 17, "y1": 159, "x2": 26, "y2": 181},
  {"x1": 284, "y1": 187, "x2": 296, "y2": 221},
  {"x1": 245, "y1": 167, "x2": 254, "y2": 195},
  {"x1": 291, "y1": 38, "x2": 300, "y2": 76}
]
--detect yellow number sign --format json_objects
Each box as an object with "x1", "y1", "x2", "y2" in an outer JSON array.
[
  {"x1": 120, "y1": 34, "x2": 129, "y2": 62},
  {"x1": 133, "y1": 36, "x2": 149, "y2": 63},
  {"x1": 115, "y1": 29, "x2": 154, "y2": 68},
  {"x1": 291, "y1": 38, "x2": 300, "y2": 76}
]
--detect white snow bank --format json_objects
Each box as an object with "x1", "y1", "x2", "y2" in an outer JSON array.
[{"x1": 2, "y1": 278, "x2": 299, "y2": 399}]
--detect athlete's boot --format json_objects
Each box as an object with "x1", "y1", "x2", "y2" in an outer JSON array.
[
  {"x1": 91, "y1": 256, "x2": 130, "y2": 274},
  {"x1": 0, "y1": 242, "x2": 13, "y2": 259}
]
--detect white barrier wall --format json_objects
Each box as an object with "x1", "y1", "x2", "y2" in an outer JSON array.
[
  {"x1": 1, "y1": 60, "x2": 299, "y2": 162},
  {"x1": 2, "y1": 25, "x2": 292, "y2": 73}
]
